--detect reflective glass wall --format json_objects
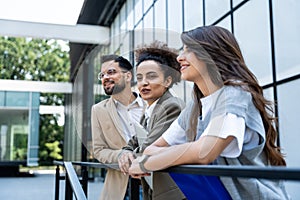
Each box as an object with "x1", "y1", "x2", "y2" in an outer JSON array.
[{"x1": 0, "y1": 91, "x2": 39, "y2": 166}]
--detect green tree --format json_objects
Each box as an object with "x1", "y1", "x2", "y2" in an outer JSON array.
[{"x1": 0, "y1": 36, "x2": 70, "y2": 165}]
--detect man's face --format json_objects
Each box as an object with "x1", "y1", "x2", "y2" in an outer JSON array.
[{"x1": 100, "y1": 61, "x2": 127, "y2": 95}]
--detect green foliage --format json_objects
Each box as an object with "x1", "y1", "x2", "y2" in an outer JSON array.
[
  {"x1": 45, "y1": 141, "x2": 63, "y2": 160},
  {"x1": 0, "y1": 37, "x2": 69, "y2": 81},
  {"x1": 12, "y1": 133, "x2": 28, "y2": 160},
  {"x1": 13, "y1": 147, "x2": 27, "y2": 160},
  {"x1": 39, "y1": 114, "x2": 64, "y2": 165},
  {"x1": 0, "y1": 36, "x2": 70, "y2": 165}
]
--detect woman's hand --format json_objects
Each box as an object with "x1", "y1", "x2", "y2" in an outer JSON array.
[
  {"x1": 118, "y1": 150, "x2": 135, "y2": 174},
  {"x1": 128, "y1": 158, "x2": 150, "y2": 179}
]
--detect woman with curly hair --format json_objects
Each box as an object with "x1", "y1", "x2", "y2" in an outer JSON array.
[
  {"x1": 129, "y1": 26, "x2": 290, "y2": 199},
  {"x1": 118, "y1": 41, "x2": 186, "y2": 200}
]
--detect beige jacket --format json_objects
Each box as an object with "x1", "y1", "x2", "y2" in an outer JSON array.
[{"x1": 91, "y1": 97, "x2": 130, "y2": 200}]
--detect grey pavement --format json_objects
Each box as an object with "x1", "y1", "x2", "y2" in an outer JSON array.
[{"x1": 0, "y1": 170, "x2": 103, "y2": 200}]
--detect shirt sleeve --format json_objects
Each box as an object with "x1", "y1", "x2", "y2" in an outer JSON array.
[
  {"x1": 201, "y1": 113, "x2": 245, "y2": 158},
  {"x1": 162, "y1": 118, "x2": 187, "y2": 145}
]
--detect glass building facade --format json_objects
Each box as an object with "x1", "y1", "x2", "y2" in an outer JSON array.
[
  {"x1": 0, "y1": 91, "x2": 39, "y2": 166},
  {"x1": 64, "y1": 0, "x2": 300, "y2": 198}
]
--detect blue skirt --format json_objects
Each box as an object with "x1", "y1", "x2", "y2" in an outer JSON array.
[{"x1": 169, "y1": 173, "x2": 232, "y2": 200}]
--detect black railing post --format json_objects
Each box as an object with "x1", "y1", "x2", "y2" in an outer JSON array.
[
  {"x1": 65, "y1": 172, "x2": 73, "y2": 200},
  {"x1": 55, "y1": 165, "x2": 60, "y2": 200},
  {"x1": 128, "y1": 177, "x2": 140, "y2": 200},
  {"x1": 81, "y1": 166, "x2": 88, "y2": 197}
]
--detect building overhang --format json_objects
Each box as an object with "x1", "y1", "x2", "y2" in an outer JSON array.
[
  {"x1": 69, "y1": 0, "x2": 126, "y2": 80},
  {"x1": 0, "y1": 79, "x2": 72, "y2": 93},
  {"x1": 0, "y1": 19, "x2": 109, "y2": 44}
]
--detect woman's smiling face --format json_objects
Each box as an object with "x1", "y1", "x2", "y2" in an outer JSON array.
[
  {"x1": 177, "y1": 45, "x2": 208, "y2": 83},
  {"x1": 136, "y1": 60, "x2": 171, "y2": 106}
]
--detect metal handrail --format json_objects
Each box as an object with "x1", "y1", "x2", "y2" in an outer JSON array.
[
  {"x1": 72, "y1": 161, "x2": 300, "y2": 181},
  {"x1": 53, "y1": 161, "x2": 87, "y2": 200},
  {"x1": 64, "y1": 162, "x2": 87, "y2": 200},
  {"x1": 163, "y1": 165, "x2": 300, "y2": 181},
  {"x1": 54, "y1": 160, "x2": 300, "y2": 200}
]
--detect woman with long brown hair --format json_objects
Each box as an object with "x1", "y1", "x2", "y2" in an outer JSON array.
[{"x1": 128, "y1": 26, "x2": 289, "y2": 199}]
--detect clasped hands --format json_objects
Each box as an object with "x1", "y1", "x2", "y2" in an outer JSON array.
[{"x1": 118, "y1": 150, "x2": 150, "y2": 179}]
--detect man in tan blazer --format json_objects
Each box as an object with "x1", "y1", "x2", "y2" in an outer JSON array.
[{"x1": 91, "y1": 55, "x2": 145, "y2": 200}]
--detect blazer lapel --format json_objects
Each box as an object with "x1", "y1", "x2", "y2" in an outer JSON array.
[
  {"x1": 107, "y1": 98, "x2": 127, "y2": 142},
  {"x1": 147, "y1": 90, "x2": 172, "y2": 129}
]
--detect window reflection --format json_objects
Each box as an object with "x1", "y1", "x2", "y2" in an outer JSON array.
[{"x1": 233, "y1": 0, "x2": 272, "y2": 85}]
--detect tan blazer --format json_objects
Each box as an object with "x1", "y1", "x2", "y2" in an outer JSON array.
[{"x1": 91, "y1": 97, "x2": 129, "y2": 200}]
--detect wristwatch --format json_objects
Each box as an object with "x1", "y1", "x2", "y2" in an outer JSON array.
[{"x1": 138, "y1": 154, "x2": 150, "y2": 173}]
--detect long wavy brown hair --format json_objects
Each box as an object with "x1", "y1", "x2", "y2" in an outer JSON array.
[{"x1": 181, "y1": 25, "x2": 286, "y2": 166}]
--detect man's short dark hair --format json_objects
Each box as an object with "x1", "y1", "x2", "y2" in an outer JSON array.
[
  {"x1": 100, "y1": 54, "x2": 133, "y2": 71},
  {"x1": 115, "y1": 56, "x2": 133, "y2": 71},
  {"x1": 100, "y1": 54, "x2": 119, "y2": 64}
]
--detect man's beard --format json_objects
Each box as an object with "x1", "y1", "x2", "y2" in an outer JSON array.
[{"x1": 104, "y1": 79, "x2": 126, "y2": 95}]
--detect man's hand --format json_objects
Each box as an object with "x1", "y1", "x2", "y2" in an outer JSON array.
[{"x1": 118, "y1": 150, "x2": 135, "y2": 174}]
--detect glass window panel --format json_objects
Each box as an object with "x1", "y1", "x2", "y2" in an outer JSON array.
[
  {"x1": 114, "y1": 15, "x2": 120, "y2": 52},
  {"x1": 135, "y1": 0, "x2": 143, "y2": 26},
  {"x1": 110, "y1": 21, "x2": 116, "y2": 53},
  {"x1": 120, "y1": 32, "x2": 131, "y2": 58},
  {"x1": 167, "y1": 0, "x2": 182, "y2": 33},
  {"x1": 28, "y1": 108, "x2": 39, "y2": 166},
  {"x1": 144, "y1": 7, "x2": 153, "y2": 29},
  {"x1": 144, "y1": 7, "x2": 154, "y2": 43},
  {"x1": 233, "y1": 0, "x2": 272, "y2": 86},
  {"x1": 171, "y1": 81, "x2": 193, "y2": 103},
  {"x1": 233, "y1": 0, "x2": 244, "y2": 7},
  {"x1": 10, "y1": 125, "x2": 28, "y2": 161},
  {"x1": 144, "y1": 0, "x2": 153, "y2": 12},
  {"x1": 154, "y1": 0, "x2": 166, "y2": 42},
  {"x1": 0, "y1": 124, "x2": 9, "y2": 160},
  {"x1": 215, "y1": 16, "x2": 231, "y2": 31},
  {"x1": 134, "y1": 24, "x2": 144, "y2": 48},
  {"x1": 6, "y1": 91, "x2": 29, "y2": 107},
  {"x1": 184, "y1": 0, "x2": 203, "y2": 31},
  {"x1": 0, "y1": 91, "x2": 4, "y2": 106},
  {"x1": 278, "y1": 80, "x2": 300, "y2": 163},
  {"x1": 278, "y1": 79, "x2": 300, "y2": 199},
  {"x1": 167, "y1": 0, "x2": 182, "y2": 46},
  {"x1": 206, "y1": 0, "x2": 230, "y2": 25},
  {"x1": 273, "y1": 1, "x2": 300, "y2": 80},
  {"x1": 262, "y1": 87, "x2": 275, "y2": 118},
  {"x1": 263, "y1": 87, "x2": 274, "y2": 103},
  {"x1": 120, "y1": 4, "x2": 127, "y2": 32},
  {"x1": 127, "y1": 0, "x2": 134, "y2": 30},
  {"x1": 0, "y1": 110, "x2": 29, "y2": 161},
  {"x1": 144, "y1": 29, "x2": 154, "y2": 45},
  {"x1": 167, "y1": 29, "x2": 181, "y2": 49}
]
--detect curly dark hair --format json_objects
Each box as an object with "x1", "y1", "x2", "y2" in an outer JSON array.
[{"x1": 135, "y1": 41, "x2": 181, "y2": 87}]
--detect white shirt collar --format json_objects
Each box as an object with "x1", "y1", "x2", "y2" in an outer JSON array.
[
  {"x1": 133, "y1": 92, "x2": 145, "y2": 108},
  {"x1": 114, "y1": 92, "x2": 145, "y2": 108},
  {"x1": 200, "y1": 87, "x2": 223, "y2": 119},
  {"x1": 145, "y1": 98, "x2": 159, "y2": 119}
]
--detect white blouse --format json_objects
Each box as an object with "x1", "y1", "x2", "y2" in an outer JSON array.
[{"x1": 162, "y1": 92, "x2": 259, "y2": 158}]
